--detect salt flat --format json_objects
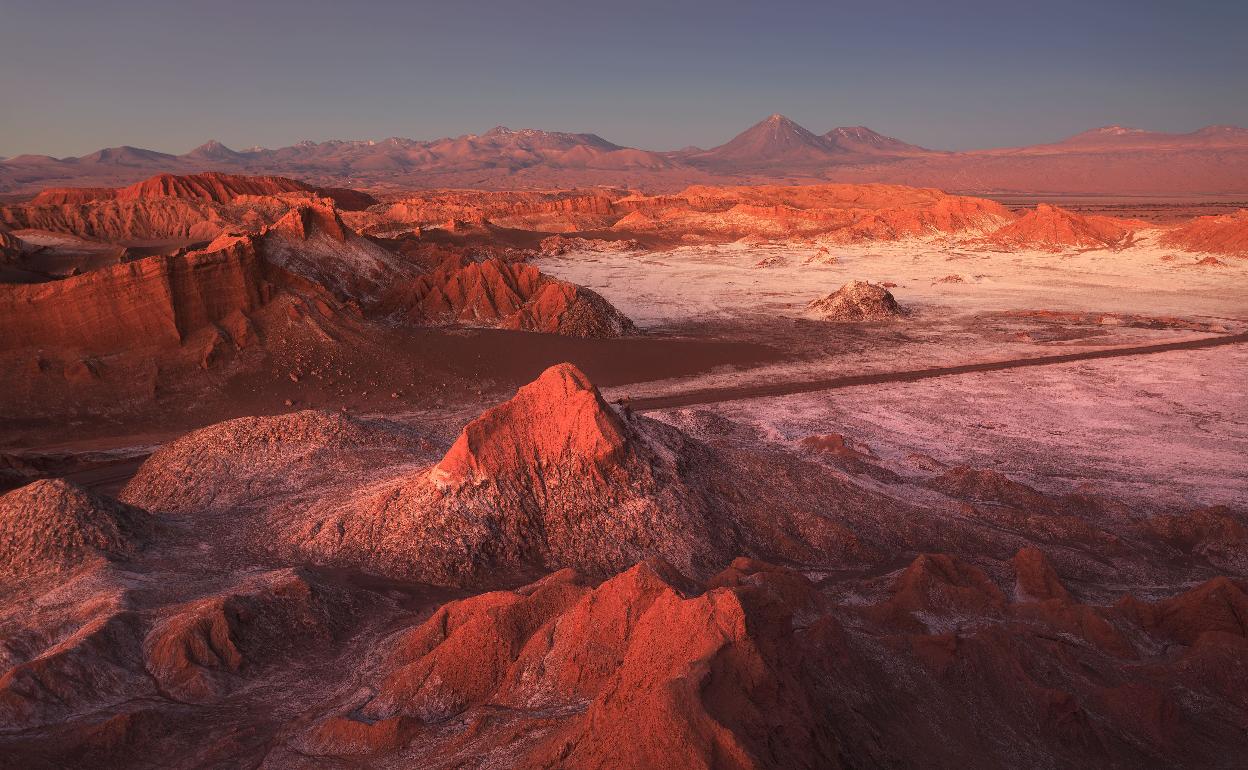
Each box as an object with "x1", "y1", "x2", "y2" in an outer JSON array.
[{"x1": 538, "y1": 237, "x2": 1248, "y2": 510}]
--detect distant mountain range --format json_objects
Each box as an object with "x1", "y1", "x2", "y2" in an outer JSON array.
[{"x1": 4, "y1": 116, "x2": 1248, "y2": 196}]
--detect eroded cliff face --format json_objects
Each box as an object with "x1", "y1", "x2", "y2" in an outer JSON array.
[
  {"x1": 29, "y1": 171, "x2": 378, "y2": 210},
  {"x1": 1, "y1": 172, "x2": 377, "y2": 245},
  {"x1": 0, "y1": 240, "x2": 271, "y2": 354}
]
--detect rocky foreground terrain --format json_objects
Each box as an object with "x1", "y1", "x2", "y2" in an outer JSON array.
[
  {"x1": 0, "y1": 171, "x2": 1246, "y2": 767},
  {"x1": 1, "y1": 362, "x2": 1246, "y2": 768}
]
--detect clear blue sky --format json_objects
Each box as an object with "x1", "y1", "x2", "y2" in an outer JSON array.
[{"x1": 2, "y1": 0, "x2": 1245, "y2": 157}]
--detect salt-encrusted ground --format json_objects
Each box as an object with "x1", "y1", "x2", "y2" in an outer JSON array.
[{"x1": 538, "y1": 236, "x2": 1248, "y2": 511}]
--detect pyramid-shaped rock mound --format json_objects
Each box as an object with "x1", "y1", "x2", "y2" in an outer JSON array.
[
  {"x1": 284, "y1": 363, "x2": 740, "y2": 586},
  {"x1": 0, "y1": 479, "x2": 153, "y2": 578},
  {"x1": 806, "y1": 280, "x2": 903, "y2": 321},
  {"x1": 434, "y1": 363, "x2": 631, "y2": 487},
  {"x1": 119, "y1": 365, "x2": 913, "y2": 591},
  {"x1": 1012, "y1": 547, "x2": 1072, "y2": 602},
  {"x1": 987, "y1": 203, "x2": 1131, "y2": 251}
]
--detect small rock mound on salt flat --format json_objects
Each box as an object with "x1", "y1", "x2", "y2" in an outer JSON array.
[
  {"x1": 0, "y1": 479, "x2": 153, "y2": 578},
  {"x1": 806, "y1": 279, "x2": 903, "y2": 321}
]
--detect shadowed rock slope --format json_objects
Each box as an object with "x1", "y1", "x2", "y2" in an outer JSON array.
[{"x1": 1, "y1": 363, "x2": 1247, "y2": 767}]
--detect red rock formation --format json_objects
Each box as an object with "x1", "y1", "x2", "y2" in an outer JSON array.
[
  {"x1": 247, "y1": 201, "x2": 415, "y2": 302},
  {"x1": 381, "y1": 254, "x2": 635, "y2": 337},
  {"x1": 285, "y1": 363, "x2": 732, "y2": 585},
  {"x1": 6, "y1": 361, "x2": 1248, "y2": 767},
  {"x1": 537, "y1": 234, "x2": 639, "y2": 255},
  {"x1": 609, "y1": 183, "x2": 1011, "y2": 241},
  {"x1": 0, "y1": 237, "x2": 271, "y2": 354},
  {"x1": 1013, "y1": 547, "x2": 1072, "y2": 602},
  {"x1": 1121, "y1": 576, "x2": 1248, "y2": 646},
  {"x1": 1160, "y1": 208, "x2": 1248, "y2": 257},
  {"x1": 2, "y1": 173, "x2": 375, "y2": 245},
  {"x1": 0, "y1": 229, "x2": 23, "y2": 263},
  {"x1": 144, "y1": 568, "x2": 353, "y2": 702},
  {"x1": 880, "y1": 553, "x2": 1007, "y2": 624},
  {"x1": 31, "y1": 171, "x2": 378, "y2": 210},
  {"x1": 0, "y1": 195, "x2": 238, "y2": 242},
  {"x1": 302, "y1": 559, "x2": 844, "y2": 768},
  {"x1": 122, "y1": 364, "x2": 907, "y2": 589},
  {"x1": 1142, "y1": 506, "x2": 1246, "y2": 561},
  {"x1": 986, "y1": 203, "x2": 1135, "y2": 250},
  {"x1": 434, "y1": 363, "x2": 629, "y2": 486}
]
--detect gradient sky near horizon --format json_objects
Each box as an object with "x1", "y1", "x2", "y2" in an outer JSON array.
[{"x1": 2, "y1": 0, "x2": 1246, "y2": 158}]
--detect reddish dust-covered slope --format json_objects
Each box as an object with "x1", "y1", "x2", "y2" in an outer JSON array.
[
  {"x1": 1161, "y1": 209, "x2": 1248, "y2": 257},
  {"x1": 986, "y1": 203, "x2": 1137, "y2": 250}
]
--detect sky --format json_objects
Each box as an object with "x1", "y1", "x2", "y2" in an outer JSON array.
[{"x1": 1, "y1": 0, "x2": 1246, "y2": 158}]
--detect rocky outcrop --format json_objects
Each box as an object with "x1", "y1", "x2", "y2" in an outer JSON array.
[
  {"x1": 249, "y1": 201, "x2": 415, "y2": 302},
  {"x1": 806, "y1": 280, "x2": 903, "y2": 321},
  {"x1": 381, "y1": 254, "x2": 635, "y2": 337},
  {"x1": 288, "y1": 363, "x2": 732, "y2": 585},
  {"x1": 0, "y1": 195, "x2": 239, "y2": 242},
  {"x1": 300, "y1": 560, "x2": 842, "y2": 767},
  {"x1": 7, "y1": 361, "x2": 1247, "y2": 767},
  {"x1": 986, "y1": 203, "x2": 1134, "y2": 251},
  {"x1": 31, "y1": 171, "x2": 378, "y2": 210},
  {"x1": 611, "y1": 183, "x2": 1011, "y2": 241},
  {"x1": 123, "y1": 363, "x2": 902, "y2": 589},
  {"x1": 2, "y1": 173, "x2": 375, "y2": 244},
  {"x1": 0, "y1": 236, "x2": 271, "y2": 354},
  {"x1": 0, "y1": 479, "x2": 153, "y2": 578},
  {"x1": 144, "y1": 568, "x2": 355, "y2": 702},
  {"x1": 0, "y1": 229, "x2": 23, "y2": 264},
  {"x1": 1160, "y1": 208, "x2": 1248, "y2": 257},
  {"x1": 537, "y1": 234, "x2": 639, "y2": 255}
]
